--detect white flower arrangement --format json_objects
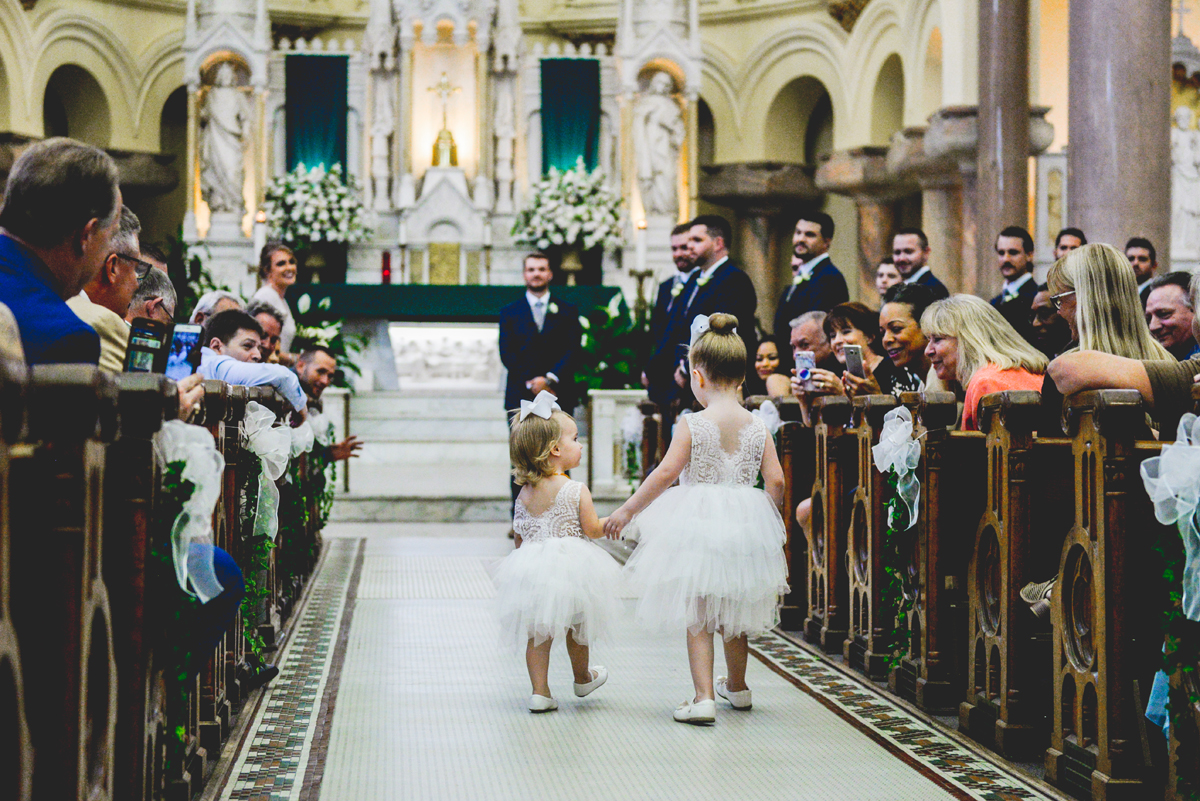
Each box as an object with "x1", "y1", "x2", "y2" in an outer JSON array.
[
  {"x1": 263, "y1": 163, "x2": 369, "y2": 249},
  {"x1": 295, "y1": 320, "x2": 344, "y2": 348},
  {"x1": 511, "y1": 157, "x2": 623, "y2": 252}
]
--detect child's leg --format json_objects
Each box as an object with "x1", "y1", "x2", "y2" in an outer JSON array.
[
  {"x1": 686, "y1": 627, "x2": 716, "y2": 701},
  {"x1": 526, "y1": 637, "x2": 553, "y2": 697},
  {"x1": 721, "y1": 631, "x2": 750, "y2": 692},
  {"x1": 564, "y1": 630, "x2": 592, "y2": 684}
]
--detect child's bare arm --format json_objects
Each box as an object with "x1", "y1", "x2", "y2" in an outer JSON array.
[
  {"x1": 603, "y1": 420, "x2": 692, "y2": 537},
  {"x1": 578, "y1": 484, "x2": 605, "y2": 539},
  {"x1": 760, "y1": 432, "x2": 785, "y2": 510}
]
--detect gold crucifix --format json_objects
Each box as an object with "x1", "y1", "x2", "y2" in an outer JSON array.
[{"x1": 428, "y1": 72, "x2": 462, "y2": 167}]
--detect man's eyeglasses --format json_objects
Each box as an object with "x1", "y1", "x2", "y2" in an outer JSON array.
[
  {"x1": 113, "y1": 252, "x2": 155, "y2": 281},
  {"x1": 1049, "y1": 290, "x2": 1075, "y2": 310}
]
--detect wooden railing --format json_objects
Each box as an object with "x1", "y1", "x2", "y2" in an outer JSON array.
[{"x1": 4, "y1": 362, "x2": 330, "y2": 801}]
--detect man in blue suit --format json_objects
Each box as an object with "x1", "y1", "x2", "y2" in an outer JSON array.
[
  {"x1": 990, "y1": 226, "x2": 1038, "y2": 342},
  {"x1": 499, "y1": 253, "x2": 581, "y2": 522},
  {"x1": 773, "y1": 211, "x2": 849, "y2": 369},
  {"x1": 893, "y1": 227, "x2": 949, "y2": 300},
  {"x1": 644, "y1": 222, "x2": 696, "y2": 407}
]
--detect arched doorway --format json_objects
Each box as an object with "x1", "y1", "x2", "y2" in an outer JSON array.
[
  {"x1": 922, "y1": 28, "x2": 943, "y2": 120},
  {"x1": 131, "y1": 86, "x2": 188, "y2": 247},
  {"x1": 870, "y1": 54, "x2": 904, "y2": 146},
  {"x1": 764, "y1": 76, "x2": 833, "y2": 166},
  {"x1": 43, "y1": 65, "x2": 111, "y2": 147}
]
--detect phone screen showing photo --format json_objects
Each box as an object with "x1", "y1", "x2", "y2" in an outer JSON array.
[{"x1": 165, "y1": 325, "x2": 202, "y2": 381}]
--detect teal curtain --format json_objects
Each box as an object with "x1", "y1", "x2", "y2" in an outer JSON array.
[
  {"x1": 286, "y1": 55, "x2": 348, "y2": 171},
  {"x1": 540, "y1": 59, "x2": 600, "y2": 174}
]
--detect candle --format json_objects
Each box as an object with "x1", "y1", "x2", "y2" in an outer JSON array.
[
  {"x1": 253, "y1": 218, "x2": 267, "y2": 256},
  {"x1": 635, "y1": 221, "x2": 647, "y2": 275},
  {"x1": 398, "y1": 217, "x2": 408, "y2": 247},
  {"x1": 482, "y1": 220, "x2": 493, "y2": 247}
]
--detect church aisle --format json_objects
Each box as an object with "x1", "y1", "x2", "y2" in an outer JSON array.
[{"x1": 213, "y1": 525, "x2": 1064, "y2": 801}]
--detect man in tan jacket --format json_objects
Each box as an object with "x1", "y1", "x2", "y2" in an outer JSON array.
[{"x1": 66, "y1": 205, "x2": 145, "y2": 372}]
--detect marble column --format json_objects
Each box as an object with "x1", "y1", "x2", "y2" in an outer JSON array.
[
  {"x1": 853, "y1": 197, "x2": 897, "y2": 301},
  {"x1": 919, "y1": 177, "x2": 965, "y2": 295},
  {"x1": 976, "y1": 0, "x2": 1030, "y2": 302},
  {"x1": 738, "y1": 211, "x2": 785, "y2": 326},
  {"x1": 1068, "y1": 0, "x2": 1171, "y2": 266}
]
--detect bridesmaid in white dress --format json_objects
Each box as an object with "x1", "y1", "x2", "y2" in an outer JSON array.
[{"x1": 605, "y1": 313, "x2": 790, "y2": 725}]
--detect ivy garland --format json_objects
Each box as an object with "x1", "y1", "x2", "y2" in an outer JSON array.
[
  {"x1": 149, "y1": 460, "x2": 201, "y2": 771},
  {"x1": 1156, "y1": 517, "x2": 1200, "y2": 800},
  {"x1": 878, "y1": 470, "x2": 917, "y2": 669},
  {"x1": 237, "y1": 459, "x2": 273, "y2": 657}
]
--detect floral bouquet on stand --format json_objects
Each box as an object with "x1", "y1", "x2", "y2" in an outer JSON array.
[
  {"x1": 263, "y1": 163, "x2": 369, "y2": 249},
  {"x1": 511, "y1": 158, "x2": 622, "y2": 283}
]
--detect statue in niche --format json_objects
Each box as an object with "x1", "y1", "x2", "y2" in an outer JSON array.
[
  {"x1": 1172, "y1": 105, "x2": 1200, "y2": 256},
  {"x1": 633, "y1": 71, "x2": 685, "y2": 216},
  {"x1": 371, "y1": 71, "x2": 395, "y2": 211},
  {"x1": 199, "y1": 63, "x2": 251, "y2": 215}
]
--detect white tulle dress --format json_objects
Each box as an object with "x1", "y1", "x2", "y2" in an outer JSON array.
[
  {"x1": 624, "y1": 414, "x2": 790, "y2": 638},
  {"x1": 494, "y1": 480, "x2": 622, "y2": 649}
]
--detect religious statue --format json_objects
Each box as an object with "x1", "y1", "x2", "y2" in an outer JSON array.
[
  {"x1": 633, "y1": 71, "x2": 685, "y2": 215},
  {"x1": 371, "y1": 70, "x2": 395, "y2": 211},
  {"x1": 199, "y1": 63, "x2": 251, "y2": 215},
  {"x1": 1171, "y1": 105, "x2": 1200, "y2": 256}
]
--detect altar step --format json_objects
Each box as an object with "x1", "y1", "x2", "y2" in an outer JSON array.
[{"x1": 332, "y1": 389, "x2": 511, "y2": 522}]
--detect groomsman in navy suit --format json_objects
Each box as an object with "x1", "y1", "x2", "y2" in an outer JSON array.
[
  {"x1": 644, "y1": 222, "x2": 697, "y2": 407},
  {"x1": 773, "y1": 211, "x2": 849, "y2": 369},
  {"x1": 892, "y1": 227, "x2": 949, "y2": 300},
  {"x1": 499, "y1": 253, "x2": 581, "y2": 521},
  {"x1": 990, "y1": 226, "x2": 1038, "y2": 342}
]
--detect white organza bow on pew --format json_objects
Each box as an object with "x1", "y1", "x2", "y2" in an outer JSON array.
[
  {"x1": 242, "y1": 401, "x2": 291, "y2": 542},
  {"x1": 752, "y1": 399, "x2": 783, "y2": 436},
  {"x1": 155, "y1": 420, "x2": 226, "y2": 603},
  {"x1": 289, "y1": 417, "x2": 315, "y2": 459},
  {"x1": 1141, "y1": 414, "x2": 1200, "y2": 621},
  {"x1": 308, "y1": 410, "x2": 335, "y2": 447},
  {"x1": 871, "y1": 406, "x2": 922, "y2": 529}
]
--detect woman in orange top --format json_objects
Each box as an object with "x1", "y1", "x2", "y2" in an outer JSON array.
[{"x1": 921, "y1": 295, "x2": 1048, "y2": 431}]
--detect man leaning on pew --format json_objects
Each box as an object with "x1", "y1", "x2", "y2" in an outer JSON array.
[
  {"x1": 1049, "y1": 273, "x2": 1200, "y2": 439},
  {"x1": 199, "y1": 308, "x2": 308, "y2": 418}
]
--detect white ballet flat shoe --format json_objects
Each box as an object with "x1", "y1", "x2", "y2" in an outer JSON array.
[
  {"x1": 529, "y1": 694, "x2": 558, "y2": 713},
  {"x1": 716, "y1": 677, "x2": 753, "y2": 710},
  {"x1": 574, "y1": 666, "x2": 608, "y2": 698},
  {"x1": 673, "y1": 698, "x2": 716, "y2": 725}
]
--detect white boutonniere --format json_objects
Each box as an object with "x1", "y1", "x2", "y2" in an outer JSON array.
[
  {"x1": 548, "y1": 302, "x2": 559, "y2": 315},
  {"x1": 793, "y1": 272, "x2": 811, "y2": 286},
  {"x1": 696, "y1": 276, "x2": 711, "y2": 287},
  {"x1": 670, "y1": 282, "x2": 685, "y2": 297}
]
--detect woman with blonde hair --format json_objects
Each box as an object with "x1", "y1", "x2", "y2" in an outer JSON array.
[{"x1": 921, "y1": 294, "x2": 1047, "y2": 431}]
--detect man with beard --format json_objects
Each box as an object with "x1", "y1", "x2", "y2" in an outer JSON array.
[
  {"x1": 1126, "y1": 237, "x2": 1158, "y2": 306},
  {"x1": 989, "y1": 226, "x2": 1038, "y2": 342},
  {"x1": 893, "y1": 227, "x2": 949, "y2": 300},
  {"x1": 644, "y1": 222, "x2": 697, "y2": 407},
  {"x1": 773, "y1": 211, "x2": 848, "y2": 369}
]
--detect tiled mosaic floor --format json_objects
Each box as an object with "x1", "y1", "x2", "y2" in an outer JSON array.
[
  {"x1": 219, "y1": 539, "x2": 361, "y2": 801},
  {"x1": 750, "y1": 632, "x2": 1061, "y2": 801}
]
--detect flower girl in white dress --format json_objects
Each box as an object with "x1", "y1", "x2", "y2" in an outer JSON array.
[
  {"x1": 494, "y1": 392, "x2": 621, "y2": 713},
  {"x1": 604, "y1": 313, "x2": 790, "y2": 725}
]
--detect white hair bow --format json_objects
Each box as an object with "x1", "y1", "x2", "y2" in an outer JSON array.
[
  {"x1": 690, "y1": 314, "x2": 735, "y2": 349},
  {"x1": 519, "y1": 390, "x2": 561, "y2": 422}
]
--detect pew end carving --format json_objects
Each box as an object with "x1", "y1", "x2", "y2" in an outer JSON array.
[{"x1": 805, "y1": 395, "x2": 853, "y2": 651}]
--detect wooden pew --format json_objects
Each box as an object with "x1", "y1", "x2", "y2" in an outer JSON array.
[
  {"x1": 960, "y1": 390, "x2": 1074, "y2": 759},
  {"x1": 805, "y1": 395, "x2": 853, "y2": 651},
  {"x1": 778, "y1": 415, "x2": 813, "y2": 630},
  {"x1": 9, "y1": 365, "x2": 119, "y2": 801},
  {"x1": 0, "y1": 357, "x2": 31, "y2": 801},
  {"x1": 890, "y1": 391, "x2": 986, "y2": 713},
  {"x1": 1045, "y1": 390, "x2": 1164, "y2": 798},
  {"x1": 843, "y1": 394, "x2": 899, "y2": 679}
]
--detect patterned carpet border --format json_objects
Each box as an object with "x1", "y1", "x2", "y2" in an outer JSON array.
[{"x1": 750, "y1": 631, "x2": 1063, "y2": 801}]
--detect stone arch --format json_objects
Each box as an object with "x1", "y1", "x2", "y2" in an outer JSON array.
[
  {"x1": 700, "y1": 43, "x2": 741, "y2": 147},
  {"x1": 135, "y1": 86, "x2": 189, "y2": 244},
  {"x1": 43, "y1": 64, "x2": 112, "y2": 147},
  {"x1": 920, "y1": 27, "x2": 943, "y2": 120},
  {"x1": 843, "y1": 0, "x2": 906, "y2": 139},
  {"x1": 696, "y1": 97, "x2": 715, "y2": 167},
  {"x1": 870, "y1": 54, "x2": 905, "y2": 146},
  {"x1": 135, "y1": 33, "x2": 186, "y2": 144},
  {"x1": 763, "y1": 76, "x2": 834, "y2": 166}
]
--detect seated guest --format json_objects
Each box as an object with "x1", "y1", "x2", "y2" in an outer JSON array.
[
  {"x1": 878, "y1": 282, "x2": 936, "y2": 393},
  {"x1": 67, "y1": 205, "x2": 145, "y2": 372},
  {"x1": 745, "y1": 336, "x2": 791, "y2": 398},
  {"x1": 1054, "y1": 227, "x2": 1086, "y2": 259},
  {"x1": 0, "y1": 138, "x2": 122, "y2": 365},
  {"x1": 295, "y1": 346, "x2": 363, "y2": 461},
  {"x1": 875, "y1": 257, "x2": 901, "y2": 299},
  {"x1": 1126, "y1": 236, "x2": 1158, "y2": 306},
  {"x1": 822, "y1": 302, "x2": 911, "y2": 399},
  {"x1": 921, "y1": 294, "x2": 1047, "y2": 431},
  {"x1": 199, "y1": 309, "x2": 306, "y2": 413},
  {"x1": 1145, "y1": 272, "x2": 1199, "y2": 360},
  {"x1": 790, "y1": 311, "x2": 841, "y2": 375},
  {"x1": 251, "y1": 243, "x2": 298, "y2": 353},
  {"x1": 126, "y1": 267, "x2": 177, "y2": 325},
  {"x1": 248, "y1": 301, "x2": 286, "y2": 364},
  {"x1": 1028, "y1": 283, "x2": 1072, "y2": 358},
  {"x1": 190, "y1": 290, "x2": 243, "y2": 325},
  {"x1": 1039, "y1": 244, "x2": 1171, "y2": 435}
]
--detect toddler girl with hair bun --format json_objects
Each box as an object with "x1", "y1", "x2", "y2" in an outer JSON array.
[
  {"x1": 605, "y1": 313, "x2": 790, "y2": 725},
  {"x1": 494, "y1": 391, "x2": 621, "y2": 713}
]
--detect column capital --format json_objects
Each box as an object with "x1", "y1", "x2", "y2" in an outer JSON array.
[
  {"x1": 697, "y1": 161, "x2": 822, "y2": 211},
  {"x1": 815, "y1": 147, "x2": 917, "y2": 202}
]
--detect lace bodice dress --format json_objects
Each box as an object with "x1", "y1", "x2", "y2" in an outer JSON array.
[
  {"x1": 494, "y1": 479, "x2": 621, "y2": 648},
  {"x1": 513, "y1": 480, "x2": 585, "y2": 543},
  {"x1": 623, "y1": 412, "x2": 790, "y2": 637},
  {"x1": 680, "y1": 415, "x2": 767, "y2": 487}
]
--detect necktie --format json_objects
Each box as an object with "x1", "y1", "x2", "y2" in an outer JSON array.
[{"x1": 533, "y1": 299, "x2": 546, "y2": 331}]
